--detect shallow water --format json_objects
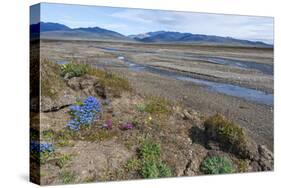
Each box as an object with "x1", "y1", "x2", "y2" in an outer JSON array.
[
  {"x1": 55, "y1": 57, "x2": 273, "y2": 106},
  {"x1": 96, "y1": 46, "x2": 273, "y2": 75},
  {"x1": 119, "y1": 56, "x2": 273, "y2": 106}
]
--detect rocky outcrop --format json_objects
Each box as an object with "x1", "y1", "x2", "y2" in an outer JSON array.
[
  {"x1": 203, "y1": 114, "x2": 274, "y2": 171},
  {"x1": 67, "y1": 75, "x2": 107, "y2": 98}
]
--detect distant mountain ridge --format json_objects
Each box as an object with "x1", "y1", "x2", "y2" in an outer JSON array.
[
  {"x1": 129, "y1": 31, "x2": 271, "y2": 47},
  {"x1": 30, "y1": 22, "x2": 272, "y2": 47}
]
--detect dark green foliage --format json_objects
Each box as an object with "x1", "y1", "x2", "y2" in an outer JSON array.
[
  {"x1": 138, "y1": 140, "x2": 172, "y2": 178},
  {"x1": 139, "y1": 140, "x2": 161, "y2": 160},
  {"x1": 201, "y1": 156, "x2": 235, "y2": 174}
]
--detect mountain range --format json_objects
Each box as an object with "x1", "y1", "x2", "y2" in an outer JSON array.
[{"x1": 30, "y1": 22, "x2": 272, "y2": 47}]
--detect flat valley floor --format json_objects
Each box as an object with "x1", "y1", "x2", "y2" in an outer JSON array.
[{"x1": 40, "y1": 39, "x2": 273, "y2": 150}]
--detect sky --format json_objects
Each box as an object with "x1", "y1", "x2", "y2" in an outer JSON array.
[{"x1": 32, "y1": 3, "x2": 274, "y2": 44}]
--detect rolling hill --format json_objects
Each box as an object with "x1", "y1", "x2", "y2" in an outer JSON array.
[{"x1": 30, "y1": 22, "x2": 272, "y2": 47}]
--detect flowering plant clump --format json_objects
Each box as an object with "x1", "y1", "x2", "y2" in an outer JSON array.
[
  {"x1": 30, "y1": 141, "x2": 54, "y2": 153},
  {"x1": 67, "y1": 96, "x2": 101, "y2": 131},
  {"x1": 30, "y1": 141, "x2": 54, "y2": 163},
  {"x1": 119, "y1": 122, "x2": 134, "y2": 130}
]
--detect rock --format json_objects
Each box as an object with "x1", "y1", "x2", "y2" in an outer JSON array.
[
  {"x1": 67, "y1": 77, "x2": 81, "y2": 91},
  {"x1": 79, "y1": 75, "x2": 99, "y2": 90},
  {"x1": 249, "y1": 161, "x2": 262, "y2": 171},
  {"x1": 182, "y1": 109, "x2": 193, "y2": 120},
  {"x1": 258, "y1": 145, "x2": 273, "y2": 160},
  {"x1": 40, "y1": 89, "x2": 77, "y2": 112},
  {"x1": 256, "y1": 144, "x2": 274, "y2": 171},
  {"x1": 94, "y1": 82, "x2": 107, "y2": 98}
]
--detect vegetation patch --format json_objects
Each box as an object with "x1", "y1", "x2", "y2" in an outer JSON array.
[
  {"x1": 204, "y1": 114, "x2": 248, "y2": 154},
  {"x1": 30, "y1": 141, "x2": 54, "y2": 164},
  {"x1": 126, "y1": 140, "x2": 172, "y2": 178},
  {"x1": 56, "y1": 154, "x2": 72, "y2": 168},
  {"x1": 200, "y1": 156, "x2": 235, "y2": 174},
  {"x1": 143, "y1": 97, "x2": 171, "y2": 115},
  {"x1": 59, "y1": 170, "x2": 76, "y2": 184},
  {"x1": 67, "y1": 96, "x2": 101, "y2": 131},
  {"x1": 88, "y1": 67, "x2": 132, "y2": 96},
  {"x1": 60, "y1": 63, "x2": 90, "y2": 79}
]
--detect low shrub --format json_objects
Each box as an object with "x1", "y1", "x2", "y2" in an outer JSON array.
[
  {"x1": 200, "y1": 156, "x2": 235, "y2": 174},
  {"x1": 204, "y1": 114, "x2": 248, "y2": 154},
  {"x1": 60, "y1": 63, "x2": 90, "y2": 79},
  {"x1": 138, "y1": 140, "x2": 172, "y2": 178}
]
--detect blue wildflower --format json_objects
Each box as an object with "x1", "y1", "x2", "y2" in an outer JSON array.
[
  {"x1": 67, "y1": 96, "x2": 101, "y2": 130},
  {"x1": 30, "y1": 141, "x2": 54, "y2": 153}
]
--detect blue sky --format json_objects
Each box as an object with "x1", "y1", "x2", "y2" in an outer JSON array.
[{"x1": 34, "y1": 3, "x2": 274, "y2": 44}]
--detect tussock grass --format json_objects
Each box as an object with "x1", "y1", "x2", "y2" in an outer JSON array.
[{"x1": 204, "y1": 114, "x2": 248, "y2": 151}]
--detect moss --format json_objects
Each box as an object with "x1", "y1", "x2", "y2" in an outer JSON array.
[
  {"x1": 200, "y1": 156, "x2": 235, "y2": 174},
  {"x1": 204, "y1": 114, "x2": 248, "y2": 152}
]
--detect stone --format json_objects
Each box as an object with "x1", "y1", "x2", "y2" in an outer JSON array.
[
  {"x1": 67, "y1": 77, "x2": 81, "y2": 91},
  {"x1": 182, "y1": 109, "x2": 193, "y2": 120},
  {"x1": 94, "y1": 82, "x2": 107, "y2": 98}
]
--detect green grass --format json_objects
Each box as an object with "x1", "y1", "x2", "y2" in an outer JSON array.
[
  {"x1": 200, "y1": 156, "x2": 235, "y2": 174},
  {"x1": 144, "y1": 97, "x2": 171, "y2": 115},
  {"x1": 43, "y1": 129, "x2": 76, "y2": 147},
  {"x1": 204, "y1": 114, "x2": 248, "y2": 151},
  {"x1": 60, "y1": 63, "x2": 90, "y2": 79},
  {"x1": 135, "y1": 103, "x2": 147, "y2": 112},
  {"x1": 125, "y1": 140, "x2": 172, "y2": 178},
  {"x1": 59, "y1": 171, "x2": 76, "y2": 184},
  {"x1": 92, "y1": 70, "x2": 132, "y2": 97},
  {"x1": 56, "y1": 154, "x2": 72, "y2": 168},
  {"x1": 125, "y1": 158, "x2": 142, "y2": 172},
  {"x1": 139, "y1": 140, "x2": 161, "y2": 161}
]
